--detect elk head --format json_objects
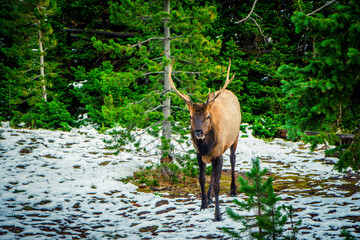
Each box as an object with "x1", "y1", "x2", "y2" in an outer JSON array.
[{"x1": 169, "y1": 60, "x2": 235, "y2": 140}]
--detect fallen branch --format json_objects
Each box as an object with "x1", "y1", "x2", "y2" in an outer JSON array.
[
  {"x1": 276, "y1": 129, "x2": 355, "y2": 144},
  {"x1": 61, "y1": 28, "x2": 135, "y2": 38}
]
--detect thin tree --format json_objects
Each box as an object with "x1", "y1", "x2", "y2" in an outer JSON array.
[{"x1": 162, "y1": 0, "x2": 172, "y2": 162}]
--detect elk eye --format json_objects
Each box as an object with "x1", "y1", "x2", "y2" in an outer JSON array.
[
  {"x1": 189, "y1": 115, "x2": 192, "y2": 119},
  {"x1": 206, "y1": 116, "x2": 210, "y2": 119}
]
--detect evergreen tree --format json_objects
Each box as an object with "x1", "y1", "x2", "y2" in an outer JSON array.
[
  {"x1": 85, "y1": 0, "x2": 222, "y2": 161},
  {"x1": 278, "y1": 0, "x2": 360, "y2": 172},
  {"x1": 205, "y1": 0, "x2": 306, "y2": 138},
  {"x1": 49, "y1": 0, "x2": 120, "y2": 115},
  {"x1": 223, "y1": 157, "x2": 289, "y2": 239},
  {"x1": 0, "y1": 0, "x2": 58, "y2": 121}
]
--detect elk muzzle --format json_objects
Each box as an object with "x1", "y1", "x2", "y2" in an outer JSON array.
[{"x1": 194, "y1": 129, "x2": 205, "y2": 140}]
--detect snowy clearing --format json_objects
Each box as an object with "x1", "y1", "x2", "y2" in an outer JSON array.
[{"x1": 0, "y1": 123, "x2": 359, "y2": 239}]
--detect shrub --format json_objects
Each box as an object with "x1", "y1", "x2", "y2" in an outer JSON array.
[{"x1": 12, "y1": 100, "x2": 73, "y2": 130}]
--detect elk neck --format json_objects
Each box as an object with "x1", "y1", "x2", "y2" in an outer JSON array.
[{"x1": 191, "y1": 126, "x2": 217, "y2": 156}]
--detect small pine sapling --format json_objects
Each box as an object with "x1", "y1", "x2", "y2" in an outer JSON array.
[{"x1": 223, "y1": 157, "x2": 292, "y2": 239}]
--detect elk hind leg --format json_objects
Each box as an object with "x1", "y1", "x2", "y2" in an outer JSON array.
[
  {"x1": 230, "y1": 136, "x2": 238, "y2": 197},
  {"x1": 207, "y1": 170, "x2": 214, "y2": 205}
]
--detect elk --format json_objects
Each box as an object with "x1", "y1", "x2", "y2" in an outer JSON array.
[{"x1": 169, "y1": 59, "x2": 241, "y2": 221}]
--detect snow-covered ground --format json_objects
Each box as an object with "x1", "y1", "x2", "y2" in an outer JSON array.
[{"x1": 0, "y1": 123, "x2": 359, "y2": 239}]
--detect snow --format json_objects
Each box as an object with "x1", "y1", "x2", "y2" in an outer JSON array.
[{"x1": 0, "y1": 123, "x2": 359, "y2": 239}]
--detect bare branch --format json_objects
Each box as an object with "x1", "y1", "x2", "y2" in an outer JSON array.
[
  {"x1": 234, "y1": 0, "x2": 258, "y2": 24},
  {"x1": 250, "y1": 17, "x2": 268, "y2": 43},
  {"x1": 170, "y1": 105, "x2": 187, "y2": 111},
  {"x1": 307, "y1": 0, "x2": 337, "y2": 16},
  {"x1": 130, "y1": 37, "x2": 164, "y2": 48},
  {"x1": 145, "y1": 105, "x2": 165, "y2": 113},
  {"x1": 130, "y1": 36, "x2": 183, "y2": 48},
  {"x1": 233, "y1": 0, "x2": 268, "y2": 44},
  {"x1": 141, "y1": 71, "x2": 201, "y2": 77}
]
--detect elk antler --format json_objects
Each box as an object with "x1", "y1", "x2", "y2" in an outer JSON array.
[
  {"x1": 168, "y1": 60, "x2": 192, "y2": 105},
  {"x1": 206, "y1": 59, "x2": 235, "y2": 105}
]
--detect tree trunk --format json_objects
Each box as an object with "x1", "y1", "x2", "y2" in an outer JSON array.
[
  {"x1": 161, "y1": 0, "x2": 172, "y2": 163},
  {"x1": 38, "y1": 6, "x2": 46, "y2": 102}
]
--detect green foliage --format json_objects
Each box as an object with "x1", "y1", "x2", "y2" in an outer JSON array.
[
  {"x1": 250, "y1": 114, "x2": 284, "y2": 139},
  {"x1": 2, "y1": 0, "x2": 359, "y2": 174},
  {"x1": 0, "y1": 0, "x2": 59, "y2": 118},
  {"x1": 326, "y1": 138, "x2": 360, "y2": 173},
  {"x1": 278, "y1": 1, "x2": 360, "y2": 171},
  {"x1": 90, "y1": 0, "x2": 226, "y2": 158},
  {"x1": 340, "y1": 229, "x2": 357, "y2": 240},
  {"x1": 11, "y1": 100, "x2": 73, "y2": 130},
  {"x1": 223, "y1": 157, "x2": 300, "y2": 239}
]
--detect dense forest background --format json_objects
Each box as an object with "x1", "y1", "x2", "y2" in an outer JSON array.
[{"x1": 1, "y1": 0, "x2": 359, "y2": 171}]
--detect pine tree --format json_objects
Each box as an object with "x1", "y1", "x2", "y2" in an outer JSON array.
[
  {"x1": 223, "y1": 157, "x2": 288, "y2": 239},
  {"x1": 0, "y1": 0, "x2": 58, "y2": 120},
  {"x1": 88, "y1": 0, "x2": 222, "y2": 162},
  {"x1": 278, "y1": 0, "x2": 360, "y2": 172}
]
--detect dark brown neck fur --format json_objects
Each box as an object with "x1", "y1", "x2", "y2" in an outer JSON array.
[{"x1": 191, "y1": 127, "x2": 217, "y2": 156}]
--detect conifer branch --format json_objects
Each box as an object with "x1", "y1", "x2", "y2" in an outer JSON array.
[{"x1": 307, "y1": 0, "x2": 337, "y2": 16}]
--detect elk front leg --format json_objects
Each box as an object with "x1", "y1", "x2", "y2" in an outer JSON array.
[
  {"x1": 197, "y1": 153, "x2": 208, "y2": 210},
  {"x1": 212, "y1": 155, "x2": 223, "y2": 221}
]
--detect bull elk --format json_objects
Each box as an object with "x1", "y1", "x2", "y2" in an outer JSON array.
[{"x1": 169, "y1": 59, "x2": 241, "y2": 221}]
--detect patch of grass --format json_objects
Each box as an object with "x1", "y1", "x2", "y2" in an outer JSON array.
[
  {"x1": 124, "y1": 162, "x2": 242, "y2": 198},
  {"x1": 23, "y1": 205, "x2": 35, "y2": 211},
  {"x1": 35, "y1": 200, "x2": 52, "y2": 206},
  {"x1": 99, "y1": 161, "x2": 111, "y2": 166},
  {"x1": 139, "y1": 225, "x2": 158, "y2": 233},
  {"x1": 104, "y1": 233, "x2": 128, "y2": 239}
]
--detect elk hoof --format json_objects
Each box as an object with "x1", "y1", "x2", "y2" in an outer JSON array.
[
  {"x1": 207, "y1": 198, "x2": 213, "y2": 205},
  {"x1": 214, "y1": 215, "x2": 222, "y2": 222},
  {"x1": 200, "y1": 204, "x2": 208, "y2": 210},
  {"x1": 230, "y1": 192, "x2": 237, "y2": 197}
]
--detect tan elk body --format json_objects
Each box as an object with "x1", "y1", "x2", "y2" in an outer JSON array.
[{"x1": 169, "y1": 60, "x2": 241, "y2": 221}]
